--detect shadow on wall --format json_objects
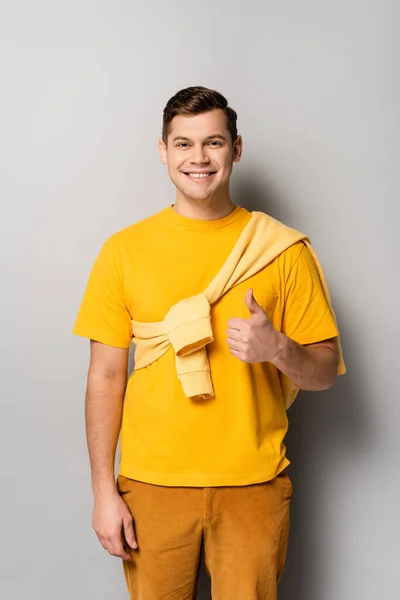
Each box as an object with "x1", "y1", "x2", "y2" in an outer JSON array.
[{"x1": 195, "y1": 173, "x2": 370, "y2": 600}]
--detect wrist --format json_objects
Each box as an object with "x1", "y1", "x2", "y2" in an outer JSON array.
[
  {"x1": 91, "y1": 473, "x2": 118, "y2": 499},
  {"x1": 269, "y1": 331, "x2": 288, "y2": 365}
]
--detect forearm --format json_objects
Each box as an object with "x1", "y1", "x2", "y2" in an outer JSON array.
[
  {"x1": 85, "y1": 371, "x2": 127, "y2": 497},
  {"x1": 271, "y1": 333, "x2": 338, "y2": 391}
]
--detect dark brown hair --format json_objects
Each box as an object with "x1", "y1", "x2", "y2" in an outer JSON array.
[{"x1": 162, "y1": 86, "x2": 238, "y2": 145}]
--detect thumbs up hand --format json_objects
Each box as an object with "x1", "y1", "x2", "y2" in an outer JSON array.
[
  {"x1": 244, "y1": 288, "x2": 267, "y2": 319},
  {"x1": 226, "y1": 289, "x2": 282, "y2": 364}
]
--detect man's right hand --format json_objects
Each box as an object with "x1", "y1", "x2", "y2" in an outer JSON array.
[{"x1": 93, "y1": 491, "x2": 138, "y2": 561}]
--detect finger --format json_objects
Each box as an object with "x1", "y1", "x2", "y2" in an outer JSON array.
[
  {"x1": 98, "y1": 535, "x2": 109, "y2": 552},
  {"x1": 229, "y1": 347, "x2": 244, "y2": 361},
  {"x1": 226, "y1": 337, "x2": 244, "y2": 352},
  {"x1": 99, "y1": 536, "x2": 124, "y2": 559},
  {"x1": 226, "y1": 327, "x2": 243, "y2": 341},
  {"x1": 227, "y1": 317, "x2": 247, "y2": 330},
  {"x1": 109, "y1": 536, "x2": 132, "y2": 561},
  {"x1": 123, "y1": 518, "x2": 138, "y2": 550},
  {"x1": 245, "y1": 288, "x2": 264, "y2": 315}
]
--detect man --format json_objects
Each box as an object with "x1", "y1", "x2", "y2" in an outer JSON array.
[{"x1": 73, "y1": 86, "x2": 344, "y2": 600}]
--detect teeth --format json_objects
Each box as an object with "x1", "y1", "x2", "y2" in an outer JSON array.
[{"x1": 187, "y1": 173, "x2": 211, "y2": 178}]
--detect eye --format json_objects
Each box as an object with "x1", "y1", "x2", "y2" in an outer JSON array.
[
  {"x1": 177, "y1": 142, "x2": 189, "y2": 148},
  {"x1": 208, "y1": 140, "x2": 222, "y2": 146}
]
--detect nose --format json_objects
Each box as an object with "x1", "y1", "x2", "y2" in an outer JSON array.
[{"x1": 190, "y1": 144, "x2": 210, "y2": 165}]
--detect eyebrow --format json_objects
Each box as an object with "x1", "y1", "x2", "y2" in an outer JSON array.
[{"x1": 172, "y1": 134, "x2": 228, "y2": 143}]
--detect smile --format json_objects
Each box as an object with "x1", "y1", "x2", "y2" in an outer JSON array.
[{"x1": 182, "y1": 172, "x2": 216, "y2": 181}]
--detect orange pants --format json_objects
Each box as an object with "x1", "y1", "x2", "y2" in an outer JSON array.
[{"x1": 117, "y1": 471, "x2": 292, "y2": 600}]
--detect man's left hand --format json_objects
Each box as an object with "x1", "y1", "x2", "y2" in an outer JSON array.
[{"x1": 226, "y1": 289, "x2": 282, "y2": 364}]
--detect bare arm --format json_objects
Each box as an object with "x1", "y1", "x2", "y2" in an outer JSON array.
[
  {"x1": 227, "y1": 290, "x2": 339, "y2": 391},
  {"x1": 86, "y1": 340, "x2": 128, "y2": 496},
  {"x1": 86, "y1": 340, "x2": 137, "y2": 560},
  {"x1": 271, "y1": 336, "x2": 338, "y2": 391}
]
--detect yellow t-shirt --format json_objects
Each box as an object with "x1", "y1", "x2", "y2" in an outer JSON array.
[{"x1": 73, "y1": 205, "x2": 339, "y2": 486}]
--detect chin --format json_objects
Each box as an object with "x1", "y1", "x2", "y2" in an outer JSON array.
[
  {"x1": 186, "y1": 192, "x2": 216, "y2": 202},
  {"x1": 173, "y1": 184, "x2": 212, "y2": 202}
]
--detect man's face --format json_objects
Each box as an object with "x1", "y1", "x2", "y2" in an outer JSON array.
[{"x1": 159, "y1": 109, "x2": 242, "y2": 203}]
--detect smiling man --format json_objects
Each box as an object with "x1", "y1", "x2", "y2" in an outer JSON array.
[{"x1": 73, "y1": 86, "x2": 345, "y2": 600}]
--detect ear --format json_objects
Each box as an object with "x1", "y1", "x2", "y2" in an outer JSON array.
[
  {"x1": 158, "y1": 138, "x2": 168, "y2": 164},
  {"x1": 232, "y1": 135, "x2": 243, "y2": 163}
]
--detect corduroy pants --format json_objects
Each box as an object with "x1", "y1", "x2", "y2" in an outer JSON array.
[{"x1": 117, "y1": 470, "x2": 292, "y2": 600}]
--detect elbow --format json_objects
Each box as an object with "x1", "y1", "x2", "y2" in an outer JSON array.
[
  {"x1": 315, "y1": 370, "x2": 338, "y2": 391},
  {"x1": 324, "y1": 354, "x2": 340, "y2": 389},
  {"x1": 320, "y1": 373, "x2": 337, "y2": 391},
  {"x1": 298, "y1": 371, "x2": 338, "y2": 392},
  {"x1": 307, "y1": 347, "x2": 339, "y2": 391}
]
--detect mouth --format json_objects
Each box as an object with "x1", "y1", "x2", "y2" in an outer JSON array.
[{"x1": 181, "y1": 171, "x2": 217, "y2": 182}]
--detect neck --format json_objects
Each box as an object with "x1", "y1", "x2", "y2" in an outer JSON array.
[{"x1": 173, "y1": 192, "x2": 236, "y2": 221}]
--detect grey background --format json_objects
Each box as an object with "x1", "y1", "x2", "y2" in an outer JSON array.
[{"x1": 1, "y1": 1, "x2": 399, "y2": 599}]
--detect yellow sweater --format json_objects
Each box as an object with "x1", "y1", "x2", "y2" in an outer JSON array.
[{"x1": 131, "y1": 211, "x2": 346, "y2": 409}]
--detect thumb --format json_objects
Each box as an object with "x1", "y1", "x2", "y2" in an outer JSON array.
[
  {"x1": 245, "y1": 289, "x2": 264, "y2": 316},
  {"x1": 123, "y1": 517, "x2": 138, "y2": 550}
]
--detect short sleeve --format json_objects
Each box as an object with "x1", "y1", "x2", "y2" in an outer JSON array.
[
  {"x1": 72, "y1": 238, "x2": 132, "y2": 348},
  {"x1": 282, "y1": 242, "x2": 339, "y2": 345}
]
